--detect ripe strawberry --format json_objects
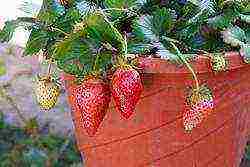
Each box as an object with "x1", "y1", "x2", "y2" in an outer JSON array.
[
  {"x1": 35, "y1": 76, "x2": 60, "y2": 110},
  {"x1": 183, "y1": 99, "x2": 214, "y2": 131},
  {"x1": 111, "y1": 66, "x2": 143, "y2": 119},
  {"x1": 183, "y1": 85, "x2": 214, "y2": 131},
  {"x1": 70, "y1": 77, "x2": 111, "y2": 136}
]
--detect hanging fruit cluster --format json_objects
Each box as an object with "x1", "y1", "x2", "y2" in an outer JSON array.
[{"x1": 0, "y1": 0, "x2": 249, "y2": 136}]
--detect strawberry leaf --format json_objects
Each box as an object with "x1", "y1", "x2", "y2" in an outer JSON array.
[
  {"x1": 104, "y1": 0, "x2": 137, "y2": 8},
  {"x1": 239, "y1": 14, "x2": 250, "y2": 23},
  {"x1": 24, "y1": 28, "x2": 50, "y2": 56},
  {"x1": 127, "y1": 43, "x2": 154, "y2": 54},
  {"x1": 208, "y1": 14, "x2": 233, "y2": 30},
  {"x1": 240, "y1": 44, "x2": 250, "y2": 63},
  {"x1": 222, "y1": 26, "x2": 247, "y2": 47},
  {"x1": 94, "y1": 52, "x2": 112, "y2": 72},
  {"x1": 0, "y1": 21, "x2": 19, "y2": 43},
  {"x1": 133, "y1": 8, "x2": 177, "y2": 41},
  {"x1": 187, "y1": 0, "x2": 216, "y2": 24},
  {"x1": 187, "y1": 0, "x2": 216, "y2": 13}
]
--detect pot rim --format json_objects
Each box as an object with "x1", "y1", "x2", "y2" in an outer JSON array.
[{"x1": 138, "y1": 52, "x2": 250, "y2": 74}]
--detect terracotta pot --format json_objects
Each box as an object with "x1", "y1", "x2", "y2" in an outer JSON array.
[{"x1": 63, "y1": 52, "x2": 250, "y2": 167}]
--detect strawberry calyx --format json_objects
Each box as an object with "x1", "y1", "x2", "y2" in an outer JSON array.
[
  {"x1": 186, "y1": 85, "x2": 213, "y2": 107},
  {"x1": 77, "y1": 71, "x2": 104, "y2": 86},
  {"x1": 37, "y1": 74, "x2": 61, "y2": 87},
  {"x1": 37, "y1": 74, "x2": 51, "y2": 82}
]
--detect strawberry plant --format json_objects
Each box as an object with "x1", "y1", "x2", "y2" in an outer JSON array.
[{"x1": 0, "y1": 0, "x2": 249, "y2": 133}]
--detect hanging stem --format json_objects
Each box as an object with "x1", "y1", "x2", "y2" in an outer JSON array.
[
  {"x1": 170, "y1": 42, "x2": 200, "y2": 91},
  {"x1": 93, "y1": 52, "x2": 101, "y2": 73},
  {"x1": 161, "y1": 36, "x2": 210, "y2": 57},
  {"x1": 47, "y1": 58, "x2": 53, "y2": 76},
  {"x1": 50, "y1": 27, "x2": 70, "y2": 36},
  {"x1": 124, "y1": 34, "x2": 128, "y2": 55}
]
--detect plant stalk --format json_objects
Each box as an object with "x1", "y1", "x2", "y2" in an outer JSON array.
[{"x1": 170, "y1": 42, "x2": 200, "y2": 91}]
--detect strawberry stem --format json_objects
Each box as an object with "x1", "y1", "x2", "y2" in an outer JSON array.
[
  {"x1": 50, "y1": 27, "x2": 70, "y2": 36},
  {"x1": 124, "y1": 34, "x2": 128, "y2": 56},
  {"x1": 170, "y1": 42, "x2": 200, "y2": 91},
  {"x1": 47, "y1": 58, "x2": 52, "y2": 76}
]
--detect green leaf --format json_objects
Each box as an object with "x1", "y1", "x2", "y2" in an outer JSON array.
[
  {"x1": 127, "y1": 42, "x2": 154, "y2": 54},
  {"x1": 0, "y1": 112, "x2": 5, "y2": 129},
  {"x1": 53, "y1": 38, "x2": 84, "y2": 75},
  {"x1": 0, "y1": 20, "x2": 19, "y2": 43},
  {"x1": 187, "y1": 0, "x2": 216, "y2": 13},
  {"x1": 94, "y1": 51, "x2": 112, "y2": 72},
  {"x1": 53, "y1": 30, "x2": 102, "y2": 76},
  {"x1": 58, "y1": 61, "x2": 83, "y2": 76},
  {"x1": 37, "y1": 10, "x2": 58, "y2": 25},
  {"x1": 56, "y1": 8, "x2": 82, "y2": 33},
  {"x1": 208, "y1": 14, "x2": 233, "y2": 30},
  {"x1": 104, "y1": 0, "x2": 137, "y2": 8},
  {"x1": 178, "y1": 23, "x2": 200, "y2": 41},
  {"x1": 24, "y1": 28, "x2": 49, "y2": 56},
  {"x1": 37, "y1": 0, "x2": 65, "y2": 24},
  {"x1": 134, "y1": 8, "x2": 177, "y2": 41},
  {"x1": 222, "y1": 26, "x2": 247, "y2": 47},
  {"x1": 240, "y1": 44, "x2": 250, "y2": 63},
  {"x1": 187, "y1": 0, "x2": 216, "y2": 24},
  {"x1": 242, "y1": 3, "x2": 250, "y2": 13},
  {"x1": 239, "y1": 14, "x2": 250, "y2": 23},
  {"x1": 0, "y1": 17, "x2": 36, "y2": 43},
  {"x1": 84, "y1": 13, "x2": 125, "y2": 53},
  {"x1": 23, "y1": 148, "x2": 48, "y2": 167}
]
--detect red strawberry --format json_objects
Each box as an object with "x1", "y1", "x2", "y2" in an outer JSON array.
[
  {"x1": 183, "y1": 99, "x2": 214, "y2": 131},
  {"x1": 183, "y1": 85, "x2": 214, "y2": 131},
  {"x1": 69, "y1": 77, "x2": 111, "y2": 136},
  {"x1": 111, "y1": 67, "x2": 143, "y2": 119}
]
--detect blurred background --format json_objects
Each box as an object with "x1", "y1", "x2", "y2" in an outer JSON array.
[
  {"x1": 0, "y1": 0, "x2": 83, "y2": 166},
  {"x1": 0, "y1": 0, "x2": 43, "y2": 46}
]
